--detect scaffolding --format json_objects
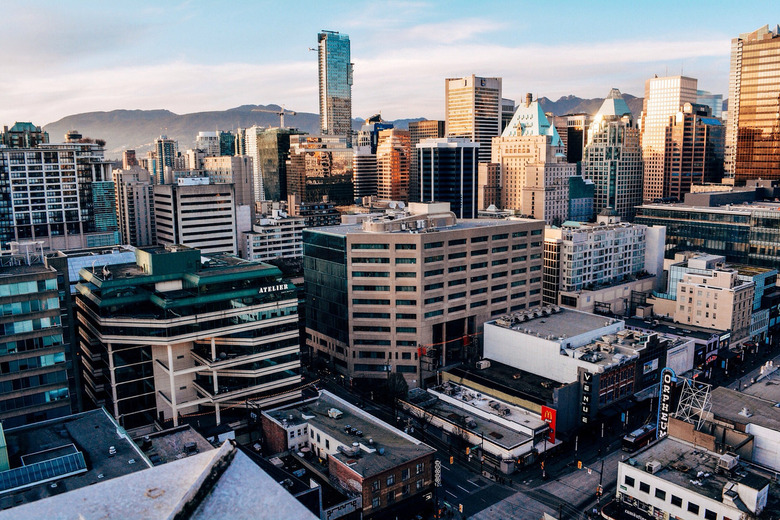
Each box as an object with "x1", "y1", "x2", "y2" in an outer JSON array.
[{"x1": 674, "y1": 377, "x2": 712, "y2": 431}]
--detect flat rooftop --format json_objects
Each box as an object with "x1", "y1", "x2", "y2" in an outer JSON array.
[
  {"x1": 0, "y1": 409, "x2": 150, "y2": 510},
  {"x1": 311, "y1": 217, "x2": 541, "y2": 236},
  {"x1": 265, "y1": 392, "x2": 434, "y2": 479},
  {"x1": 625, "y1": 317, "x2": 723, "y2": 341},
  {"x1": 0, "y1": 263, "x2": 52, "y2": 278},
  {"x1": 710, "y1": 385, "x2": 780, "y2": 431},
  {"x1": 446, "y1": 361, "x2": 563, "y2": 405},
  {"x1": 491, "y1": 307, "x2": 621, "y2": 343},
  {"x1": 629, "y1": 437, "x2": 775, "y2": 510},
  {"x1": 137, "y1": 425, "x2": 214, "y2": 466}
]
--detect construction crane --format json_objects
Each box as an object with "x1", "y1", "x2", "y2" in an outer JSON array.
[{"x1": 251, "y1": 107, "x2": 296, "y2": 128}]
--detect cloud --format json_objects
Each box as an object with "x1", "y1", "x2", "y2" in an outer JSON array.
[
  {"x1": 0, "y1": 36, "x2": 731, "y2": 126},
  {"x1": 400, "y1": 19, "x2": 506, "y2": 44}
]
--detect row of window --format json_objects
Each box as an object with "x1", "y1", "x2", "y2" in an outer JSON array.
[{"x1": 624, "y1": 475, "x2": 718, "y2": 519}]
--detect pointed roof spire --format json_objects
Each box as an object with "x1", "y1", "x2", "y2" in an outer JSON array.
[{"x1": 595, "y1": 88, "x2": 632, "y2": 118}]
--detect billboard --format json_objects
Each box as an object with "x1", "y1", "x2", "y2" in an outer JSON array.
[{"x1": 541, "y1": 406, "x2": 557, "y2": 443}]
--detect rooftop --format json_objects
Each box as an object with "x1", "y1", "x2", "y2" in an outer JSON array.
[
  {"x1": 711, "y1": 383, "x2": 780, "y2": 432},
  {"x1": 264, "y1": 392, "x2": 434, "y2": 479},
  {"x1": 490, "y1": 306, "x2": 621, "y2": 343},
  {"x1": 136, "y1": 425, "x2": 214, "y2": 466},
  {"x1": 0, "y1": 263, "x2": 53, "y2": 278},
  {"x1": 445, "y1": 361, "x2": 564, "y2": 405},
  {"x1": 311, "y1": 216, "x2": 541, "y2": 236},
  {"x1": 3, "y1": 442, "x2": 317, "y2": 520},
  {"x1": 624, "y1": 317, "x2": 723, "y2": 341},
  {"x1": 0, "y1": 409, "x2": 150, "y2": 510},
  {"x1": 627, "y1": 436, "x2": 777, "y2": 513}
]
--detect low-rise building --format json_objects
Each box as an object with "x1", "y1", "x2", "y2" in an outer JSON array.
[
  {"x1": 241, "y1": 210, "x2": 305, "y2": 262},
  {"x1": 262, "y1": 390, "x2": 435, "y2": 519}
]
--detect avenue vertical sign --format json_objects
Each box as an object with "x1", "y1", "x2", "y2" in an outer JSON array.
[{"x1": 657, "y1": 367, "x2": 677, "y2": 439}]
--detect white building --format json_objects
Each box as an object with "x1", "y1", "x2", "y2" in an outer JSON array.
[
  {"x1": 241, "y1": 210, "x2": 305, "y2": 261},
  {"x1": 542, "y1": 211, "x2": 666, "y2": 312},
  {"x1": 195, "y1": 131, "x2": 221, "y2": 156},
  {"x1": 113, "y1": 166, "x2": 156, "y2": 247},
  {"x1": 154, "y1": 180, "x2": 238, "y2": 255},
  {"x1": 615, "y1": 435, "x2": 775, "y2": 520}
]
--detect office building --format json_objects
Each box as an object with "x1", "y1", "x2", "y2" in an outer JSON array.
[
  {"x1": 542, "y1": 211, "x2": 665, "y2": 314},
  {"x1": 663, "y1": 103, "x2": 724, "y2": 200},
  {"x1": 549, "y1": 113, "x2": 591, "y2": 165},
  {"x1": 696, "y1": 90, "x2": 723, "y2": 120},
  {"x1": 0, "y1": 122, "x2": 48, "y2": 148},
  {"x1": 417, "y1": 138, "x2": 479, "y2": 219},
  {"x1": 376, "y1": 129, "x2": 411, "y2": 202},
  {"x1": 154, "y1": 180, "x2": 238, "y2": 255},
  {"x1": 0, "y1": 256, "x2": 70, "y2": 428},
  {"x1": 408, "y1": 120, "x2": 445, "y2": 203},
  {"x1": 287, "y1": 193, "x2": 341, "y2": 227},
  {"x1": 583, "y1": 89, "x2": 643, "y2": 220},
  {"x1": 568, "y1": 176, "x2": 595, "y2": 222},
  {"x1": 501, "y1": 98, "x2": 515, "y2": 132},
  {"x1": 356, "y1": 115, "x2": 393, "y2": 153},
  {"x1": 486, "y1": 94, "x2": 574, "y2": 224},
  {"x1": 613, "y1": 434, "x2": 778, "y2": 520},
  {"x1": 195, "y1": 131, "x2": 220, "y2": 156},
  {"x1": 153, "y1": 136, "x2": 178, "y2": 185},
  {"x1": 202, "y1": 155, "x2": 255, "y2": 217},
  {"x1": 635, "y1": 185, "x2": 780, "y2": 269},
  {"x1": 234, "y1": 128, "x2": 246, "y2": 156},
  {"x1": 0, "y1": 136, "x2": 120, "y2": 251},
  {"x1": 218, "y1": 130, "x2": 235, "y2": 157},
  {"x1": 241, "y1": 209, "x2": 305, "y2": 261},
  {"x1": 725, "y1": 25, "x2": 780, "y2": 182},
  {"x1": 253, "y1": 127, "x2": 305, "y2": 202},
  {"x1": 303, "y1": 202, "x2": 545, "y2": 387},
  {"x1": 122, "y1": 149, "x2": 138, "y2": 169},
  {"x1": 353, "y1": 145, "x2": 378, "y2": 199},
  {"x1": 113, "y1": 166, "x2": 156, "y2": 247},
  {"x1": 639, "y1": 75, "x2": 698, "y2": 201},
  {"x1": 286, "y1": 135, "x2": 353, "y2": 205},
  {"x1": 445, "y1": 75, "x2": 502, "y2": 164},
  {"x1": 318, "y1": 30, "x2": 353, "y2": 139},
  {"x1": 75, "y1": 245, "x2": 302, "y2": 433},
  {"x1": 263, "y1": 391, "x2": 435, "y2": 519}
]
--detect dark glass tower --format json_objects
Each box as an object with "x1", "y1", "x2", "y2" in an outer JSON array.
[{"x1": 318, "y1": 31, "x2": 353, "y2": 140}]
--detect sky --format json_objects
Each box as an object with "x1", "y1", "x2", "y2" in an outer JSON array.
[{"x1": 0, "y1": 1, "x2": 775, "y2": 125}]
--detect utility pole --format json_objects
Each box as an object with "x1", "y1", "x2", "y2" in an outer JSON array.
[{"x1": 597, "y1": 458, "x2": 605, "y2": 507}]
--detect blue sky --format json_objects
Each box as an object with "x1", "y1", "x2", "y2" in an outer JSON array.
[{"x1": 0, "y1": 1, "x2": 774, "y2": 125}]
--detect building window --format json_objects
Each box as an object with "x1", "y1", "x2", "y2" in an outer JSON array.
[
  {"x1": 372, "y1": 480, "x2": 380, "y2": 491},
  {"x1": 402, "y1": 468, "x2": 410, "y2": 480},
  {"x1": 416, "y1": 479, "x2": 424, "y2": 490},
  {"x1": 325, "y1": 440, "x2": 330, "y2": 449},
  {"x1": 704, "y1": 510, "x2": 717, "y2": 520},
  {"x1": 687, "y1": 503, "x2": 699, "y2": 514},
  {"x1": 639, "y1": 482, "x2": 650, "y2": 493},
  {"x1": 387, "y1": 491, "x2": 395, "y2": 504},
  {"x1": 387, "y1": 474, "x2": 395, "y2": 486},
  {"x1": 372, "y1": 497, "x2": 380, "y2": 508},
  {"x1": 655, "y1": 488, "x2": 666, "y2": 500},
  {"x1": 402, "y1": 484, "x2": 410, "y2": 495},
  {"x1": 624, "y1": 475, "x2": 635, "y2": 487},
  {"x1": 416, "y1": 462, "x2": 424, "y2": 474},
  {"x1": 671, "y1": 495, "x2": 682, "y2": 507}
]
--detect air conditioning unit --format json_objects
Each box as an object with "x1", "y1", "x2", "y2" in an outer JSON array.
[
  {"x1": 476, "y1": 360, "x2": 491, "y2": 370},
  {"x1": 646, "y1": 460, "x2": 662, "y2": 474}
]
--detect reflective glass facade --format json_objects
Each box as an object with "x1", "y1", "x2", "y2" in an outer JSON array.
[
  {"x1": 318, "y1": 31, "x2": 353, "y2": 139},
  {"x1": 418, "y1": 139, "x2": 478, "y2": 219}
]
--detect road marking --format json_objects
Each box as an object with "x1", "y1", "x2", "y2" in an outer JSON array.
[
  {"x1": 457, "y1": 485, "x2": 471, "y2": 493},
  {"x1": 445, "y1": 490, "x2": 458, "y2": 498},
  {"x1": 441, "y1": 464, "x2": 450, "y2": 471},
  {"x1": 467, "y1": 479, "x2": 481, "y2": 487}
]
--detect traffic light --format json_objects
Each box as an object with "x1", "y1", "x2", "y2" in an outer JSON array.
[
  {"x1": 597, "y1": 485, "x2": 603, "y2": 497},
  {"x1": 466, "y1": 447, "x2": 470, "y2": 455},
  {"x1": 577, "y1": 460, "x2": 582, "y2": 469},
  {"x1": 459, "y1": 504, "x2": 464, "y2": 513},
  {"x1": 449, "y1": 456, "x2": 454, "y2": 464},
  {"x1": 540, "y1": 461, "x2": 545, "y2": 469}
]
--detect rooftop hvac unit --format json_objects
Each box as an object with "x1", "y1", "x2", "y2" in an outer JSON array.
[
  {"x1": 476, "y1": 360, "x2": 491, "y2": 370},
  {"x1": 646, "y1": 460, "x2": 662, "y2": 474}
]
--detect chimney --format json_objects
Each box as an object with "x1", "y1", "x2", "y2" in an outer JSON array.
[{"x1": 525, "y1": 93, "x2": 533, "y2": 107}]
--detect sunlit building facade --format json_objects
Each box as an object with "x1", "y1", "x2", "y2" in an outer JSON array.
[
  {"x1": 286, "y1": 135, "x2": 354, "y2": 205},
  {"x1": 408, "y1": 120, "x2": 445, "y2": 202},
  {"x1": 376, "y1": 129, "x2": 411, "y2": 201},
  {"x1": 445, "y1": 75, "x2": 502, "y2": 164},
  {"x1": 318, "y1": 30, "x2": 353, "y2": 140}
]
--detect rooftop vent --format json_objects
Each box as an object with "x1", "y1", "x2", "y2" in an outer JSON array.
[{"x1": 646, "y1": 460, "x2": 662, "y2": 474}]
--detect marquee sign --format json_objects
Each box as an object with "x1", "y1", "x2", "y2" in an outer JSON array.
[{"x1": 656, "y1": 367, "x2": 677, "y2": 439}]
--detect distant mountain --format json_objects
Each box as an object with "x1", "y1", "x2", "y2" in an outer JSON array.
[
  {"x1": 537, "y1": 94, "x2": 644, "y2": 118},
  {"x1": 44, "y1": 105, "x2": 424, "y2": 158}
]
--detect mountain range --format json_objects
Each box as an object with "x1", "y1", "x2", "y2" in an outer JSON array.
[{"x1": 42, "y1": 95, "x2": 648, "y2": 158}]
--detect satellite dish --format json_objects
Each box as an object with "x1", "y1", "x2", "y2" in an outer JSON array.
[
  {"x1": 388, "y1": 201, "x2": 397, "y2": 209},
  {"x1": 398, "y1": 202, "x2": 405, "y2": 209}
]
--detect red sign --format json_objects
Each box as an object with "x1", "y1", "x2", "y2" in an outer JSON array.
[{"x1": 541, "y1": 406, "x2": 557, "y2": 443}]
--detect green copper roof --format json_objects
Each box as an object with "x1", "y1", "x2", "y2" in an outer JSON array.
[
  {"x1": 501, "y1": 100, "x2": 563, "y2": 147},
  {"x1": 9, "y1": 122, "x2": 39, "y2": 132},
  {"x1": 595, "y1": 89, "x2": 632, "y2": 119}
]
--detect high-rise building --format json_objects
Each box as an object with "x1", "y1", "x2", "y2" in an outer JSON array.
[
  {"x1": 417, "y1": 138, "x2": 479, "y2": 219},
  {"x1": 75, "y1": 245, "x2": 302, "y2": 432},
  {"x1": 583, "y1": 89, "x2": 643, "y2": 220},
  {"x1": 234, "y1": 128, "x2": 246, "y2": 156},
  {"x1": 318, "y1": 30, "x2": 353, "y2": 139},
  {"x1": 219, "y1": 131, "x2": 235, "y2": 157},
  {"x1": 501, "y1": 98, "x2": 515, "y2": 132},
  {"x1": 549, "y1": 113, "x2": 591, "y2": 165},
  {"x1": 203, "y1": 155, "x2": 255, "y2": 216},
  {"x1": 639, "y1": 75, "x2": 698, "y2": 200},
  {"x1": 154, "y1": 180, "x2": 238, "y2": 255},
  {"x1": 257, "y1": 128, "x2": 304, "y2": 202},
  {"x1": 663, "y1": 103, "x2": 724, "y2": 200},
  {"x1": 113, "y1": 166, "x2": 156, "y2": 246},
  {"x1": 355, "y1": 115, "x2": 393, "y2": 153},
  {"x1": 241, "y1": 210, "x2": 305, "y2": 262},
  {"x1": 726, "y1": 25, "x2": 780, "y2": 183},
  {"x1": 486, "y1": 95, "x2": 574, "y2": 225},
  {"x1": 0, "y1": 136, "x2": 120, "y2": 251},
  {"x1": 445, "y1": 75, "x2": 502, "y2": 164},
  {"x1": 696, "y1": 90, "x2": 723, "y2": 120},
  {"x1": 568, "y1": 176, "x2": 595, "y2": 222},
  {"x1": 408, "y1": 120, "x2": 445, "y2": 202},
  {"x1": 0, "y1": 251, "x2": 70, "y2": 428},
  {"x1": 352, "y1": 146, "x2": 377, "y2": 200},
  {"x1": 303, "y1": 202, "x2": 545, "y2": 387},
  {"x1": 376, "y1": 129, "x2": 411, "y2": 201},
  {"x1": 286, "y1": 135, "x2": 353, "y2": 205},
  {"x1": 0, "y1": 122, "x2": 48, "y2": 148},
  {"x1": 122, "y1": 149, "x2": 138, "y2": 169},
  {"x1": 194, "y1": 131, "x2": 219, "y2": 156},
  {"x1": 154, "y1": 136, "x2": 178, "y2": 184}
]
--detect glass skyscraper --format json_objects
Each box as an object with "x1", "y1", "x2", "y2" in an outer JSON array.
[{"x1": 318, "y1": 30, "x2": 353, "y2": 140}]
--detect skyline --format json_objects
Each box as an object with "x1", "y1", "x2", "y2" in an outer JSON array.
[{"x1": 0, "y1": 1, "x2": 774, "y2": 126}]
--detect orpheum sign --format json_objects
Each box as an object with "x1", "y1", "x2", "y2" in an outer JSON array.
[{"x1": 656, "y1": 367, "x2": 677, "y2": 439}]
